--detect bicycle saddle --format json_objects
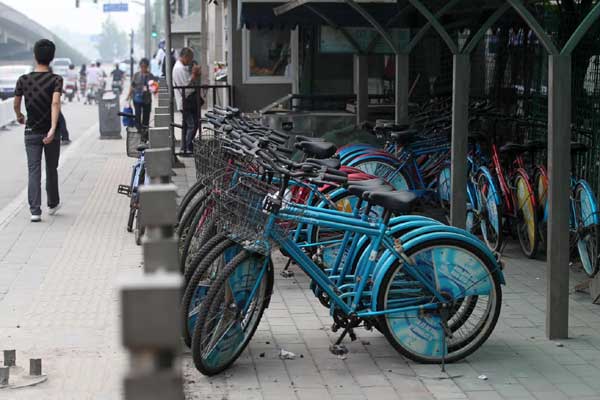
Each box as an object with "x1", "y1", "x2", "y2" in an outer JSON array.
[
  {"x1": 367, "y1": 191, "x2": 418, "y2": 214},
  {"x1": 391, "y1": 129, "x2": 419, "y2": 144},
  {"x1": 571, "y1": 142, "x2": 589, "y2": 154},
  {"x1": 347, "y1": 180, "x2": 393, "y2": 199},
  {"x1": 499, "y1": 142, "x2": 531, "y2": 154},
  {"x1": 295, "y1": 135, "x2": 324, "y2": 143},
  {"x1": 306, "y1": 157, "x2": 341, "y2": 169},
  {"x1": 137, "y1": 143, "x2": 148, "y2": 152},
  {"x1": 295, "y1": 141, "x2": 337, "y2": 159}
]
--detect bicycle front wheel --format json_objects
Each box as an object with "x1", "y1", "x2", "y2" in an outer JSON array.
[
  {"x1": 476, "y1": 173, "x2": 503, "y2": 252},
  {"x1": 514, "y1": 172, "x2": 538, "y2": 258},
  {"x1": 192, "y1": 251, "x2": 273, "y2": 376},
  {"x1": 575, "y1": 182, "x2": 600, "y2": 277}
]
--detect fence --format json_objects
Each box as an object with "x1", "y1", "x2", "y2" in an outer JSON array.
[{"x1": 0, "y1": 98, "x2": 15, "y2": 128}]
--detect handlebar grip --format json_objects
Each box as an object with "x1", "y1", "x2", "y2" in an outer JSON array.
[
  {"x1": 324, "y1": 167, "x2": 347, "y2": 177},
  {"x1": 268, "y1": 135, "x2": 287, "y2": 146},
  {"x1": 270, "y1": 129, "x2": 290, "y2": 140},
  {"x1": 320, "y1": 173, "x2": 348, "y2": 184}
]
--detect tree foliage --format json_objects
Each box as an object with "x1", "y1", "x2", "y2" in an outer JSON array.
[{"x1": 96, "y1": 17, "x2": 128, "y2": 62}]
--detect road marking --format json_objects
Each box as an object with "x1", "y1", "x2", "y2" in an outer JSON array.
[{"x1": 0, "y1": 122, "x2": 100, "y2": 230}]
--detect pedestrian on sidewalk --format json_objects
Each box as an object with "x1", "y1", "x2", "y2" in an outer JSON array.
[
  {"x1": 173, "y1": 47, "x2": 202, "y2": 156},
  {"x1": 126, "y1": 58, "x2": 155, "y2": 136},
  {"x1": 13, "y1": 39, "x2": 63, "y2": 222}
]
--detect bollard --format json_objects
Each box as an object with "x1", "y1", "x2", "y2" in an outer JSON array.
[
  {"x1": 29, "y1": 359, "x2": 42, "y2": 376},
  {"x1": 148, "y1": 128, "x2": 171, "y2": 149},
  {"x1": 0, "y1": 367, "x2": 8, "y2": 386},
  {"x1": 154, "y1": 113, "x2": 170, "y2": 128},
  {"x1": 145, "y1": 148, "x2": 172, "y2": 184},
  {"x1": 138, "y1": 185, "x2": 178, "y2": 228},
  {"x1": 3, "y1": 350, "x2": 15, "y2": 367},
  {"x1": 158, "y1": 97, "x2": 170, "y2": 107},
  {"x1": 154, "y1": 106, "x2": 169, "y2": 115}
]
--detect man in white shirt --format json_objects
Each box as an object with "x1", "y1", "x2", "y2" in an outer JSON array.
[{"x1": 172, "y1": 47, "x2": 201, "y2": 155}]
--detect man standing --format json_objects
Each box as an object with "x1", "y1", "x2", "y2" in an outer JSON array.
[
  {"x1": 13, "y1": 39, "x2": 63, "y2": 222},
  {"x1": 155, "y1": 39, "x2": 166, "y2": 77},
  {"x1": 173, "y1": 47, "x2": 201, "y2": 156}
]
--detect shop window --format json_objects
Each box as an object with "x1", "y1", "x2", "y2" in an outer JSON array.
[{"x1": 243, "y1": 28, "x2": 297, "y2": 85}]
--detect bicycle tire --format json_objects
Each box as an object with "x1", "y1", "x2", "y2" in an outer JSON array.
[
  {"x1": 180, "y1": 237, "x2": 239, "y2": 347},
  {"x1": 126, "y1": 206, "x2": 135, "y2": 233},
  {"x1": 180, "y1": 200, "x2": 215, "y2": 270},
  {"x1": 533, "y1": 168, "x2": 548, "y2": 249},
  {"x1": 178, "y1": 180, "x2": 206, "y2": 222},
  {"x1": 192, "y1": 250, "x2": 273, "y2": 376},
  {"x1": 514, "y1": 172, "x2": 538, "y2": 258},
  {"x1": 376, "y1": 237, "x2": 502, "y2": 364},
  {"x1": 177, "y1": 191, "x2": 209, "y2": 253},
  {"x1": 476, "y1": 173, "x2": 503, "y2": 252},
  {"x1": 184, "y1": 232, "x2": 229, "y2": 283},
  {"x1": 574, "y1": 182, "x2": 600, "y2": 277}
]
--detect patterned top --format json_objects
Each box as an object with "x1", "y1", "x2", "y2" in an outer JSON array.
[{"x1": 15, "y1": 71, "x2": 63, "y2": 133}]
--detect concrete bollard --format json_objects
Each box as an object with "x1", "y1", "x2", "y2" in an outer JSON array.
[
  {"x1": 158, "y1": 97, "x2": 170, "y2": 107},
  {"x1": 155, "y1": 106, "x2": 169, "y2": 115},
  {"x1": 154, "y1": 114, "x2": 170, "y2": 128},
  {"x1": 145, "y1": 148, "x2": 172, "y2": 184},
  {"x1": 3, "y1": 350, "x2": 15, "y2": 367},
  {"x1": 29, "y1": 359, "x2": 42, "y2": 376},
  {"x1": 149, "y1": 128, "x2": 171, "y2": 149},
  {"x1": 0, "y1": 367, "x2": 8, "y2": 385}
]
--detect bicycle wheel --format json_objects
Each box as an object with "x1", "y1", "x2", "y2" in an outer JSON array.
[
  {"x1": 437, "y1": 166, "x2": 451, "y2": 213},
  {"x1": 376, "y1": 238, "x2": 502, "y2": 363},
  {"x1": 180, "y1": 201, "x2": 217, "y2": 272},
  {"x1": 575, "y1": 182, "x2": 600, "y2": 277},
  {"x1": 181, "y1": 238, "x2": 240, "y2": 347},
  {"x1": 126, "y1": 206, "x2": 135, "y2": 233},
  {"x1": 177, "y1": 191, "x2": 209, "y2": 255},
  {"x1": 514, "y1": 172, "x2": 538, "y2": 258},
  {"x1": 476, "y1": 173, "x2": 503, "y2": 252},
  {"x1": 350, "y1": 158, "x2": 411, "y2": 191},
  {"x1": 184, "y1": 232, "x2": 229, "y2": 283},
  {"x1": 178, "y1": 181, "x2": 206, "y2": 222},
  {"x1": 192, "y1": 251, "x2": 273, "y2": 376}
]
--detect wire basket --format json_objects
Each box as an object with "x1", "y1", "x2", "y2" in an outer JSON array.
[
  {"x1": 217, "y1": 176, "x2": 281, "y2": 254},
  {"x1": 126, "y1": 127, "x2": 143, "y2": 158}
]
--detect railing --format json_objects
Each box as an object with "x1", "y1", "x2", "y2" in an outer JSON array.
[
  {"x1": 259, "y1": 93, "x2": 395, "y2": 114},
  {"x1": 0, "y1": 98, "x2": 15, "y2": 128},
  {"x1": 172, "y1": 84, "x2": 233, "y2": 111}
]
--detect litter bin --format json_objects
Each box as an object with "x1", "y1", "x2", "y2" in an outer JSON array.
[{"x1": 98, "y1": 91, "x2": 122, "y2": 139}]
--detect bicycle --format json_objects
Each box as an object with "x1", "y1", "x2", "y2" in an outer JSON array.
[{"x1": 182, "y1": 118, "x2": 505, "y2": 376}]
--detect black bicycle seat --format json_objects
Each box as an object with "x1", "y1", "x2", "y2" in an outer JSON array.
[
  {"x1": 295, "y1": 141, "x2": 337, "y2": 159},
  {"x1": 391, "y1": 129, "x2": 419, "y2": 144},
  {"x1": 347, "y1": 182, "x2": 393, "y2": 199},
  {"x1": 295, "y1": 135, "x2": 324, "y2": 143},
  {"x1": 306, "y1": 158, "x2": 341, "y2": 169},
  {"x1": 137, "y1": 144, "x2": 148, "y2": 152},
  {"x1": 571, "y1": 142, "x2": 589, "y2": 154},
  {"x1": 499, "y1": 142, "x2": 531, "y2": 154},
  {"x1": 367, "y1": 191, "x2": 418, "y2": 214}
]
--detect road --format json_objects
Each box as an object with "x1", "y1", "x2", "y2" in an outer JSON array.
[{"x1": 0, "y1": 97, "x2": 102, "y2": 212}]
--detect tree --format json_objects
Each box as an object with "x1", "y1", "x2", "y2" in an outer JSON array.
[{"x1": 96, "y1": 17, "x2": 128, "y2": 62}]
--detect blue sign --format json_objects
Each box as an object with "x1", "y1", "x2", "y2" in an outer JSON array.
[{"x1": 103, "y1": 3, "x2": 129, "y2": 12}]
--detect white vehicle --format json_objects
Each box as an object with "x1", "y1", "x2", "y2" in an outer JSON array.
[
  {"x1": 0, "y1": 65, "x2": 33, "y2": 99},
  {"x1": 51, "y1": 58, "x2": 72, "y2": 77}
]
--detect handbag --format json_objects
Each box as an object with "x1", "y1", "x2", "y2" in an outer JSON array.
[{"x1": 122, "y1": 106, "x2": 135, "y2": 127}]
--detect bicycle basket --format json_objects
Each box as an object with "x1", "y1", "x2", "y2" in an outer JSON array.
[
  {"x1": 126, "y1": 127, "x2": 144, "y2": 158},
  {"x1": 217, "y1": 176, "x2": 279, "y2": 254}
]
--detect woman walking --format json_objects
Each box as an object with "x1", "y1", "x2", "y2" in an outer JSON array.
[{"x1": 127, "y1": 58, "x2": 155, "y2": 134}]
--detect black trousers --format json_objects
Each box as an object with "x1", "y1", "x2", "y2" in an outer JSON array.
[
  {"x1": 25, "y1": 133, "x2": 60, "y2": 215},
  {"x1": 134, "y1": 102, "x2": 151, "y2": 130}
]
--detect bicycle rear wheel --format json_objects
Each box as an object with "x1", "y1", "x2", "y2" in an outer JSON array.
[
  {"x1": 476, "y1": 173, "x2": 503, "y2": 252},
  {"x1": 376, "y1": 238, "x2": 502, "y2": 363},
  {"x1": 192, "y1": 251, "x2": 273, "y2": 376},
  {"x1": 575, "y1": 182, "x2": 600, "y2": 277},
  {"x1": 514, "y1": 172, "x2": 538, "y2": 258},
  {"x1": 350, "y1": 158, "x2": 411, "y2": 191}
]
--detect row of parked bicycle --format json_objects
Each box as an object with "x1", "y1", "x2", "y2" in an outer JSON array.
[{"x1": 175, "y1": 106, "x2": 505, "y2": 376}]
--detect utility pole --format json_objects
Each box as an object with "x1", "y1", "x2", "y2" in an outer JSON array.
[
  {"x1": 130, "y1": 30, "x2": 134, "y2": 78},
  {"x1": 144, "y1": 0, "x2": 152, "y2": 59}
]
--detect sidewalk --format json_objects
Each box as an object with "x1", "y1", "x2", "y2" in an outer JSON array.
[{"x1": 1, "y1": 129, "x2": 600, "y2": 399}]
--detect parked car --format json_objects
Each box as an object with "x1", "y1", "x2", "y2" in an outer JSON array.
[
  {"x1": 50, "y1": 58, "x2": 72, "y2": 77},
  {"x1": 0, "y1": 65, "x2": 33, "y2": 99}
]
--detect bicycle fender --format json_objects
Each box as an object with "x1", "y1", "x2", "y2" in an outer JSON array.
[
  {"x1": 347, "y1": 154, "x2": 400, "y2": 167},
  {"x1": 390, "y1": 215, "x2": 440, "y2": 225},
  {"x1": 477, "y1": 166, "x2": 502, "y2": 204},
  {"x1": 576, "y1": 179, "x2": 600, "y2": 225}
]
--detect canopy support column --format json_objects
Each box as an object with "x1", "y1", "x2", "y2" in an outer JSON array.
[
  {"x1": 354, "y1": 54, "x2": 369, "y2": 124},
  {"x1": 546, "y1": 54, "x2": 571, "y2": 339},
  {"x1": 395, "y1": 54, "x2": 409, "y2": 125},
  {"x1": 450, "y1": 54, "x2": 470, "y2": 229}
]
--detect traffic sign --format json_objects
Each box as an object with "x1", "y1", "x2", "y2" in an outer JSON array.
[{"x1": 103, "y1": 3, "x2": 128, "y2": 12}]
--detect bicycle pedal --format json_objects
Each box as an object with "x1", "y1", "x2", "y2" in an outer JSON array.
[
  {"x1": 117, "y1": 184, "x2": 132, "y2": 197},
  {"x1": 280, "y1": 270, "x2": 295, "y2": 278},
  {"x1": 329, "y1": 344, "x2": 349, "y2": 356}
]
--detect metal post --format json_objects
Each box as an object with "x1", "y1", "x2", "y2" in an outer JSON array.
[
  {"x1": 354, "y1": 54, "x2": 368, "y2": 124},
  {"x1": 450, "y1": 54, "x2": 470, "y2": 229},
  {"x1": 163, "y1": 0, "x2": 182, "y2": 168},
  {"x1": 395, "y1": 53, "x2": 409, "y2": 125},
  {"x1": 130, "y1": 30, "x2": 135, "y2": 79},
  {"x1": 546, "y1": 54, "x2": 571, "y2": 339},
  {"x1": 145, "y1": 0, "x2": 152, "y2": 59}
]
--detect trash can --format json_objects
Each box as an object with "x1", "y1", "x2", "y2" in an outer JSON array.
[{"x1": 98, "y1": 91, "x2": 122, "y2": 139}]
